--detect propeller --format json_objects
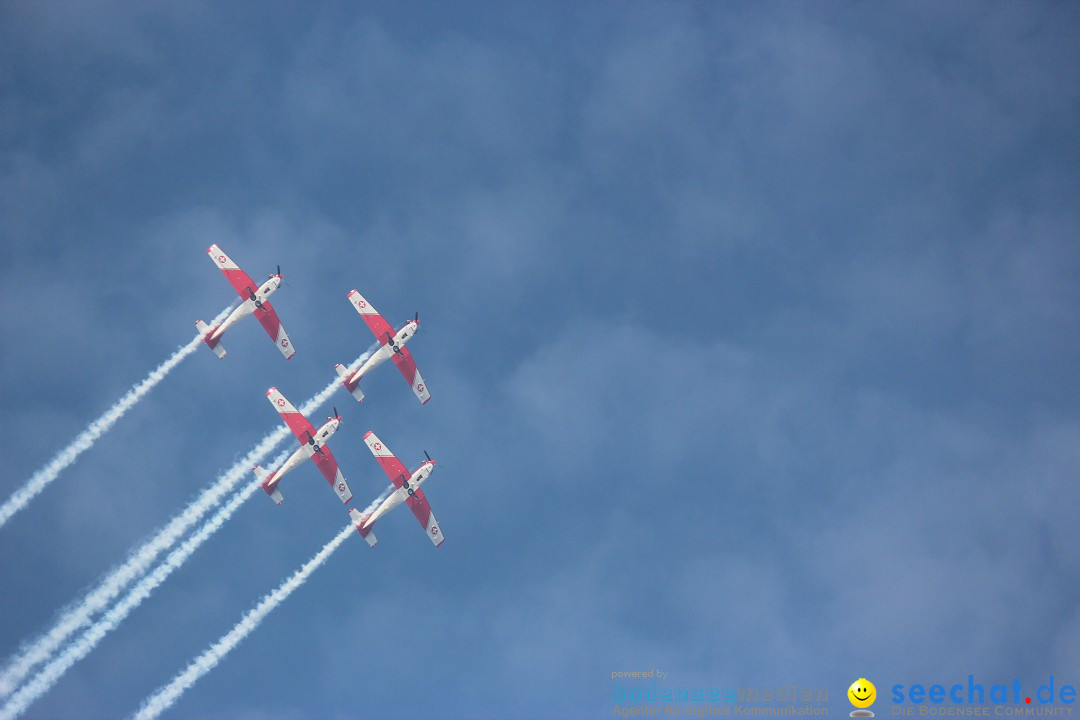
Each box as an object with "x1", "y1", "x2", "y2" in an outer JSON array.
[
  {"x1": 271, "y1": 265, "x2": 289, "y2": 287},
  {"x1": 424, "y1": 450, "x2": 433, "y2": 463},
  {"x1": 333, "y1": 406, "x2": 339, "y2": 420}
]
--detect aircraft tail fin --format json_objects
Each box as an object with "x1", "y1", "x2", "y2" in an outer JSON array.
[
  {"x1": 254, "y1": 465, "x2": 283, "y2": 504},
  {"x1": 349, "y1": 508, "x2": 377, "y2": 548},
  {"x1": 195, "y1": 319, "x2": 226, "y2": 359},
  {"x1": 334, "y1": 363, "x2": 365, "y2": 403}
]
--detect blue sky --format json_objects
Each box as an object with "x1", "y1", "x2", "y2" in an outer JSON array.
[{"x1": 2, "y1": 1, "x2": 1079, "y2": 718}]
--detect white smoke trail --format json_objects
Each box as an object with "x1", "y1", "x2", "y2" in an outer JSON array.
[
  {"x1": 133, "y1": 487, "x2": 393, "y2": 720},
  {"x1": 0, "y1": 344, "x2": 378, "y2": 703},
  {"x1": 0, "y1": 426, "x2": 290, "y2": 699},
  {"x1": 132, "y1": 525, "x2": 354, "y2": 720},
  {"x1": 0, "y1": 305, "x2": 235, "y2": 530},
  {"x1": 0, "y1": 465, "x2": 277, "y2": 719}
]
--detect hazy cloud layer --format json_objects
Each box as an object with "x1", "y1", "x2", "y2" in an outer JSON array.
[{"x1": 2, "y1": 2, "x2": 1078, "y2": 718}]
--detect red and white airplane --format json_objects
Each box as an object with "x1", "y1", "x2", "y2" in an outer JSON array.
[
  {"x1": 196, "y1": 244, "x2": 295, "y2": 360},
  {"x1": 253, "y1": 388, "x2": 353, "y2": 506},
  {"x1": 349, "y1": 431, "x2": 443, "y2": 548},
  {"x1": 334, "y1": 290, "x2": 430, "y2": 405}
]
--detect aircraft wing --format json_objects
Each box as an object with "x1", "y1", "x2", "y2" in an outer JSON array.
[
  {"x1": 208, "y1": 244, "x2": 259, "y2": 299},
  {"x1": 254, "y1": 302, "x2": 296, "y2": 360},
  {"x1": 405, "y1": 487, "x2": 444, "y2": 547},
  {"x1": 362, "y1": 430, "x2": 410, "y2": 488},
  {"x1": 266, "y1": 387, "x2": 317, "y2": 443},
  {"x1": 310, "y1": 445, "x2": 353, "y2": 504},
  {"x1": 391, "y1": 348, "x2": 431, "y2": 404},
  {"x1": 347, "y1": 290, "x2": 396, "y2": 346}
]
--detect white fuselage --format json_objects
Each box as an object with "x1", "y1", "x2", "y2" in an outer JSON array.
[
  {"x1": 210, "y1": 276, "x2": 281, "y2": 340},
  {"x1": 267, "y1": 417, "x2": 340, "y2": 486},
  {"x1": 348, "y1": 320, "x2": 419, "y2": 384},
  {"x1": 363, "y1": 460, "x2": 435, "y2": 528}
]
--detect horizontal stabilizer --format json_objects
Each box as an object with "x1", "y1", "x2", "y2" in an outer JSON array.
[
  {"x1": 349, "y1": 508, "x2": 377, "y2": 548},
  {"x1": 195, "y1": 320, "x2": 226, "y2": 359},
  {"x1": 254, "y1": 465, "x2": 282, "y2": 505},
  {"x1": 334, "y1": 363, "x2": 365, "y2": 403}
]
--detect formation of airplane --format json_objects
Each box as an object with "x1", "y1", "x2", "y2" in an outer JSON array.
[
  {"x1": 349, "y1": 431, "x2": 443, "y2": 548},
  {"x1": 196, "y1": 244, "x2": 295, "y2": 360},
  {"x1": 197, "y1": 246, "x2": 446, "y2": 549},
  {"x1": 335, "y1": 290, "x2": 431, "y2": 405}
]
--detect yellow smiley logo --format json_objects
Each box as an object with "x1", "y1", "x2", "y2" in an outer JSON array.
[{"x1": 848, "y1": 678, "x2": 876, "y2": 709}]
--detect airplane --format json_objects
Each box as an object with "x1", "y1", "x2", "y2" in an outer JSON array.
[
  {"x1": 195, "y1": 244, "x2": 295, "y2": 360},
  {"x1": 334, "y1": 290, "x2": 430, "y2": 405},
  {"x1": 253, "y1": 387, "x2": 353, "y2": 506},
  {"x1": 349, "y1": 430, "x2": 443, "y2": 548}
]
